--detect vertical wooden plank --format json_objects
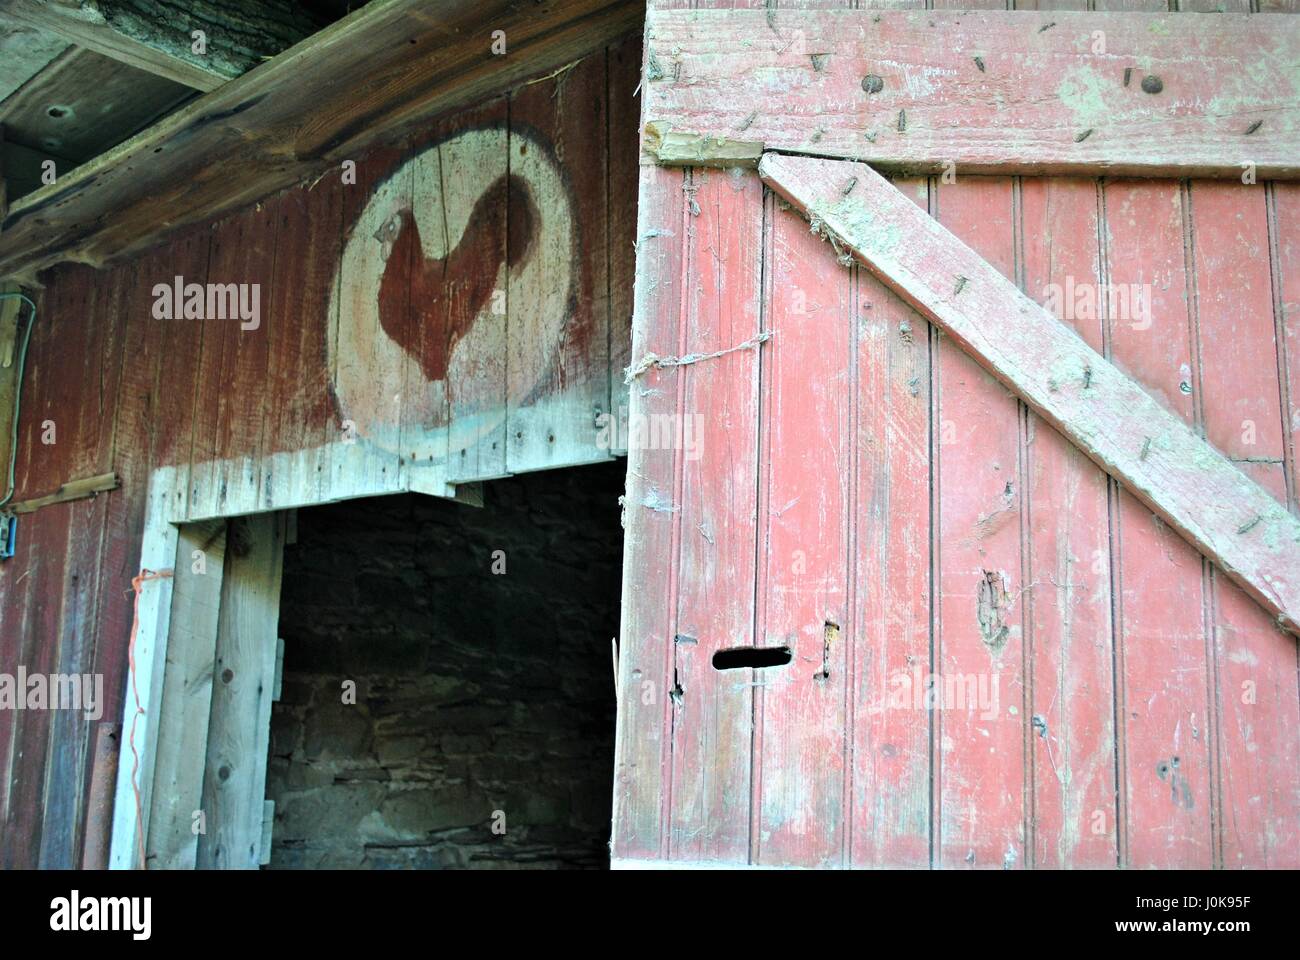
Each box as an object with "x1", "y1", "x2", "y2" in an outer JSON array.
[
  {"x1": 0, "y1": 284, "x2": 29, "y2": 834},
  {"x1": 37, "y1": 262, "x2": 129, "y2": 868},
  {"x1": 1190, "y1": 181, "x2": 1300, "y2": 868},
  {"x1": 1103, "y1": 178, "x2": 1213, "y2": 868},
  {"x1": 187, "y1": 200, "x2": 281, "y2": 519},
  {"x1": 196, "y1": 512, "x2": 284, "y2": 869},
  {"x1": 146, "y1": 520, "x2": 227, "y2": 870},
  {"x1": 1276, "y1": 184, "x2": 1300, "y2": 509},
  {"x1": 97, "y1": 235, "x2": 207, "y2": 869},
  {"x1": 150, "y1": 228, "x2": 215, "y2": 518},
  {"x1": 0, "y1": 269, "x2": 75, "y2": 867},
  {"x1": 607, "y1": 35, "x2": 642, "y2": 454},
  {"x1": 412, "y1": 102, "x2": 507, "y2": 486},
  {"x1": 932, "y1": 176, "x2": 1027, "y2": 869},
  {"x1": 508, "y1": 57, "x2": 612, "y2": 474},
  {"x1": 0, "y1": 284, "x2": 23, "y2": 495},
  {"x1": 325, "y1": 141, "x2": 411, "y2": 503},
  {"x1": 395, "y1": 133, "x2": 449, "y2": 494},
  {"x1": 107, "y1": 465, "x2": 182, "y2": 870},
  {"x1": 849, "y1": 179, "x2": 932, "y2": 869},
  {"x1": 752, "y1": 196, "x2": 850, "y2": 869},
  {"x1": 1094, "y1": 0, "x2": 1170, "y2": 9},
  {"x1": 1270, "y1": 180, "x2": 1300, "y2": 863},
  {"x1": 1018, "y1": 177, "x2": 1117, "y2": 868},
  {"x1": 260, "y1": 176, "x2": 346, "y2": 510},
  {"x1": 612, "y1": 163, "x2": 686, "y2": 861},
  {"x1": 1178, "y1": 0, "x2": 1250, "y2": 10},
  {"x1": 667, "y1": 167, "x2": 762, "y2": 863}
]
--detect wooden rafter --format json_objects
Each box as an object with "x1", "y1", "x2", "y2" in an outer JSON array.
[
  {"x1": 643, "y1": 9, "x2": 1300, "y2": 179},
  {"x1": 0, "y1": 0, "x2": 643, "y2": 283},
  {"x1": 0, "y1": 0, "x2": 316, "y2": 91},
  {"x1": 758, "y1": 151, "x2": 1300, "y2": 637}
]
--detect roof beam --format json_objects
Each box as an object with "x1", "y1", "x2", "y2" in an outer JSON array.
[
  {"x1": 0, "y1": 0, "x2": 643, "y2": 283},
  {"x1": 0, "y1": 0, "x2": 316, "y2": 91},
  {"x1": 759, "y1": 151, "x2": 1300, "y2": 637},
  {"x1": 645, "y1": 8, "x2": 1300, "y2": 179}
]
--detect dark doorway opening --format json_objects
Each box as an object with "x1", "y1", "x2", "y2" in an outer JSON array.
[{"x1": 264, "y1": 460, "x2": 624, "y2": 869}]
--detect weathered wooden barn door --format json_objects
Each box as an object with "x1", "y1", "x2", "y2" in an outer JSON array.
[
  {"x1": 613, "y1": 1, "x2": 1300, "y2": 869},
  {"x1": 110, "y1": 510, "x2": 286, "y2": 869}
]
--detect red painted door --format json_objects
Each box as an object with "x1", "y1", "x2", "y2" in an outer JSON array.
[{"x1": 613, "y1": 2, "x2": 1300, "y2": 870}]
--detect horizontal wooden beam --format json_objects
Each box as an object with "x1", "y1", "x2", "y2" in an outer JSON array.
[
  {"x1": 0, "y1": 0, "x2": 316, "y2": 91},
  {"x1": 9, "y1": 470, "x2": 118, "y2": 513},
  {"x1": 643, "y1": 121, "x2": 762, "y2": 167},
  {"x1": 645, "y1": 9, "x2": 1300, "y2": 178},
  {"x1": 759, "y1": 151, "x2": 1300, "y2": 637},
  {"x1": 0, "y1": 0, "x2": 643, "y2": 283}
]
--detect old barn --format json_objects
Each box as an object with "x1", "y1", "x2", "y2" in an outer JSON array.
[{"x1": 0, "y1": 0, "x2": 1297, "y2": 871}]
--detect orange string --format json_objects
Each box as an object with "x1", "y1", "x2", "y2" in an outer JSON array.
[{"x1": 127, "y1": 567, "x2": 173, "y2": 870}]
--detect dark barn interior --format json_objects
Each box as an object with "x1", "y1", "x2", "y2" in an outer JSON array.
[{"x1": 265, "y1": 461, "x2": 624, "y2": 869}]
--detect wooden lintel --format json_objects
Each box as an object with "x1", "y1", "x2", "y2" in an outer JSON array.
[
  {"x1": 645, "y1": 8, "x2": 1300, "y2": 179},
  {"x1": 10, "y1": 470, "x2": 119, "y2": 514},
  {"x1": 0, "y1": 0, "x2": 643, "y2": 282},
  {"x1": 644, "y1": 122, "x2": 763, "y2": 168},
  {"x1": 759, "y1": 151, "x2": 1300, "y2": 637}
]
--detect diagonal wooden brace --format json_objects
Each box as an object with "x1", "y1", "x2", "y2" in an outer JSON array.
[{"x1": 759, "y1": 151, "x2": 1300, "y2": 637}]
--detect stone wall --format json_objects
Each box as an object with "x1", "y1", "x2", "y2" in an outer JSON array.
[{"x1": 265, "y1": 460, "x2": 624, "y2": 869}]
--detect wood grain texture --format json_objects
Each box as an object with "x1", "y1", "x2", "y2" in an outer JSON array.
[
  {"x1": 1019, "y1": 177, "x2": 1117, "y2": 868},
  {"x1": 1103, "y1": 178, "x2": 1214, "y2": 868},
  {"x1": 643, "y1": 9, "x2": 1300, "y2": 179},
  {"x1": 187, "y1": 200, "x2": 282, "y2": 521},
  {"x1": 146, "y1": 520, "x2": 226, "y2": 870},
  {"x1": 849, "y1": 176, "x2": 931, "y2": 869},
  {"x1": 668, "y1": 167, "x2": 762, "y2": 863},
  {"x1": 195, "y1": 513, "x2": 284, "y2": 869},
  {"x1": 612, "y1": 163, "x2": 685, "y2": 860},
  {"x1": 0, "y1": 46, "x2": 192, "y2": 164},
  {"x1": 606, "y1": 35, "x2": 642, "y2": 450},
  {"x1": 0, "y1": 19, "x2": 66, "y2": 102},
  {"x1": 759, "y1": 153, "x2": 1300, "y2": 638},
  {"x1": 34, "y1": 264, "x2": 126, "y2": 868},
  {"x1": 1190, "y1": 181, "x2": 1300, "y2": 868},
  {"x1": 507, "y1": 55, "x2": 613, "y2": 475},
  {"x1": 752, "y1": 193, "x2": 850, "y2": 868},
  {"x1": 929, "y1": 176, "x2": 1028, "y2": 869}
]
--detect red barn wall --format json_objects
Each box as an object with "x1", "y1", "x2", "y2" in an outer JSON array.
[{"x1": 0, "y1": 37, "x2": 641, "y2": 868}]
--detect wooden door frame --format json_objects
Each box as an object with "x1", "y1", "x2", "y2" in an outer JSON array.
[
  {"x1": 108, "y1": 465, "x2": 289, "y2": 869},
  {"x1": 107, "y1": 459, "x2": 482, "y2": 869}
]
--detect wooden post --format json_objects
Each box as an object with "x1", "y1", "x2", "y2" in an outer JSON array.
[
  {"x1": 80, "y1": 723, "x2": 122, "y2": 870},
  {"x1": 196, "y1": 512, "x2": 285, "y2": 869},
  {"x1": 145, "y1": 519, "x2": 228, "y2": 870}
]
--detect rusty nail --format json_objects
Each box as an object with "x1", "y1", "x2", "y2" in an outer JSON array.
[
  {"x1": 862, "y1": 74, "x2": 884, "y2": 94},
  {"x1": 1141, "y1": 75, "x2": 1163, "y2": 94}
]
